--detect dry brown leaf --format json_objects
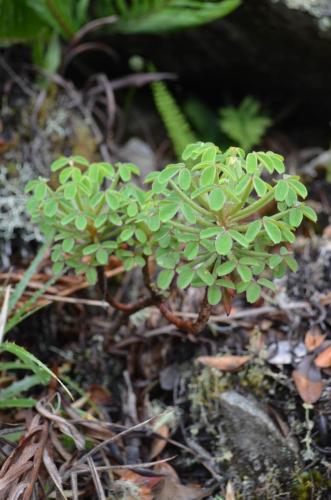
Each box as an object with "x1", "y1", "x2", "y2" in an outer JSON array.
[
  {"x1": 116, "y1": 469, "x2": 162, "y2": 500},
  {"x1": 153, "y1": 463, "x2": 179, "y2": 482},
  {"x1": 315, "y1": 346, "x2": 331, "y2": 368},
  {"x1": 149, "y1": 424, "x2": 169, "y2": 459},
  {"x1": 153, "y1": 477, "x2": 210, "y2": 500},
  {"x1": 292, "y1": 357, "x2": 323, "y2": 404},
  {"x1": 42, "y1": 448, "x2": 66, "y2": 500},
  {"x1": 305, "y1": 327, "x2": 326, "y2": 352},
  {"x1": 197, "y1": 355, "x2": 251, "y2": 372}
]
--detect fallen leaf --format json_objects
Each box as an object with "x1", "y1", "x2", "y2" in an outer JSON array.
[
  {"x1": 153, "y1": 477, "x2": 210, "y2": 500},
  {"x1": 153, "y1": 463, "x2": 179, "y2": 482},
  {"x1": 315, "y1": 346, "x2": 331, "y2": 368},
  {"x1": 305, "y1": 327, "x2": 326, "y2": 352},
  {"x1": 149, "y1": 424, "x2": 169, "y2": 459},
  {"x1": 88, "y1": 384, "x2": 112, "y2": 405},
  {"x1": 197, "y1": 355, "x2": 251, "y2": 372},
  {"x1": 292, "y1": 357, "x2": 323, "y2": 404}
]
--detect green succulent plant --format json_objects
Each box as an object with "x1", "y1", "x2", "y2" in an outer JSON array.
[{"x1": 25, "y1": 142, "x2": 316, "y2": 333}]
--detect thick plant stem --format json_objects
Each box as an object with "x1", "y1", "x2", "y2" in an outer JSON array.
[
  {"x1": 98, "y1": 262, "x2": 212, "y2": 334},
  {"x1": 159, "y1": 288, "x2": 212, "y2": 334}
]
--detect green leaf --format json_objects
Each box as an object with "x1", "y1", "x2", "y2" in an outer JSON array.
[
  {"x1": 258, "y1": 278, "x2": 276, "y2": 291},
  {"x1": 216, "y1": 261, "x2": 236, "y2": 276},
  {"x1": 228, "y1": 230, "x2": 249, "y2": 247},
  {"x1": 178, "y1": 168, "x2": 191, "y2": 190},
  {"x1": 119, "y1": 164, "x2": 131, "y2": 181},
  {"x1": 52, "y1": 262, "x2": 64, "y2": 275},
  {"x1": 200, "y1": 165, "x2": 216, "y2": 187},
  {"x1": 208, "y1": 187, "x2": 225, "y2": 211},
  {"x1": 253, "y1": 176, "x2": 267, "y2": 197},
  {"x1": 200, "y1": 227, "x2": 221, "y2": 239},
  {"x1": 83, "y1": 244, "x2": 99, "y2": 255},
  {"x1": 282, "y1": 227, "x2": 295, "y2": 243},
  {"x1": 263, "y1": 218, "x2": 282, "y2": 243},
  {"x1": 177, "y1": 268, "x2": 195, "y2": 289},
  {"x1": 0, "y1": 398, "x2": 36, "y2": 409},
  {"x1": 215, "y1": 232, "x2": 233, "y2": 255},
  {"x1": 120, "y1": 228, "x2": 134, "y2": 241},
  {"x1": 246, "y1": 152, "x2": 257, "y2": 174},
  {"x1": 289, "y1": 179, "x2": 307, "y2": 199},
  {"x1": 51, "y1": 157, "x2": 69, "y2": 171},
  {"x1": 197, "y1": 267, "x2": 215, "y2": 286},
  {"x1": 127, "y1": 202, "x2": 138, "y2": 217},
  {"x1": 237, "y1": 264, "x2": 252, "y2": 282},
  {"x1": 96, "y1": 248, "x2": 108, "y2": 265},
  {"x1": 268, "y1": 152, "x2": 285, "y2": 173},
  {"x1": 246, "y1": 283, "x2": 261, "y2": 303},
  {"x1": 61, "y1": 213, "x2": 76, "y2": 226},
  {"x1": 106, "y1": 190, "x2": 120, "y2": 210},
  {"x1": 216, "y1": 279, "x2": 235, "y2": 289},
  {"x1": 285, "y1": 256, "x2": 298, "y2": 272},
  {"x1": 64, "y1": 183, "x2": 77, "y2": 200},
  {"x1": 158, "y1": 165, "x2": 180, "y2": 184},
  {"x1": 86, "y1": 267, "x2": 97, "y2": 285},
  {"x1": 62, "y1": 238, "x2": 75, "y2": 253},
  {"x1": 184, "y1": 242, "x2": 199, "y2": 260},
  {"x1": 239, "y1": 256, "x2": 260, "y2": 266},
  {"x1": 302, "y1": 205, "x2": 317, "y2": 222},
  {"x1": 157, "y1": 269, "x2": 175, "y2": 289},
  {"x1": 0, "y1": 342, "x2": 71, "y2": 398},
  {"x1": 43, "y1": 198, "x2": 57, "y2": 217},
  {"x1": 147, "y1": 215, "x2": 160, "y2": 232},
  {"x1": 289, "y1": 207, "x2": 303, "y2": 227},
  {"x1": 94, "y1": 214, "x2": 108, "y2": 228},
  {"x1": 34, "y1": 182, "x2": 47, "y2": 200},
  {"x1": 275, "y1": 180, "x2": 289, "y2": 201},
  {"x1": 207, "y1": 286, "x2": 222, "y2": 305},
  {"x1": 135, "y1": 228, "x2": 147, "y2": 243},
  {"x1": 159, "y1": 202, "x2": 178, "y2": 222},
  {"x1": 245, "y1": 220, "x2": 262, "y2": 242},
  {"x1": 256, "y1": 152, "x2": 274, "y2": 173},
  {"x1": 269, "y1": 254, "x2": 282, "y2": 269},
  {"x1": 182, "y1": 203, "x2": 197, "y2": 224},
  {"x1": 75, "y1": 215, "x2": 87, "y2": 231}
]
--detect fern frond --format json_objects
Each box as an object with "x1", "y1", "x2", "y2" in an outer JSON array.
[
  {"x1": 152, "y1": 80, "x2": 197, "y2": 158},
  {"x1": 100, "y1": 0, "x2": 241, "y2": 33},
  {"x1": 219, "y1": 97, "x2": 272, "y2": 151}
]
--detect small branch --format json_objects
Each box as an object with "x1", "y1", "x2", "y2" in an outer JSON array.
[{"x1": 159, "y1": 289, "x2": 212, "y2": 334}]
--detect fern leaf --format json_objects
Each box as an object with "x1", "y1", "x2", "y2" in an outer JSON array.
[
  {"x1": 152, "y1": 80, "x2": 197, "y2": 158},
  {"x1": 219, "y1": 97, "x2": 272, "y2": 151}
]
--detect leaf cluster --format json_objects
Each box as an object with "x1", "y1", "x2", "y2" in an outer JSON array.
[{"x1": 26, "y1": 142, "x2": 317, "y2": 305}]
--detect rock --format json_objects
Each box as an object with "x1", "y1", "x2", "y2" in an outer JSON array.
[
  {"x1": 219, "y1": 391, "x2": 298, "y2": 480},
  {"x1": 107, "y1": 0, "x2": 331, "y2": 141},
  {"x1": 117, "y1": 137, "x2": 156, "y2": 179}
]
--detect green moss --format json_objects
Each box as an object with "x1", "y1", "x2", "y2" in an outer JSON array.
[{"x1": 291, "y1": 469, "x2": 331, "y2": 499}]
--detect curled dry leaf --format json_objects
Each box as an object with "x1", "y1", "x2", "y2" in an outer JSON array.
[
  {"x1": 149, "y1": 424, "x2": 170, "y2": 460},
  {"x1": 197, "y1": 355, "x2": 251, "y2": 372},
  {"x1": 305, "y1": 327, "x2": 326, "y2": 352},
  {"x1": 292, "y1": 357, "x2": 323, "y2": 404},
  {"x1": 315, "y1": 346, "x2": 331, "y2": 368}
]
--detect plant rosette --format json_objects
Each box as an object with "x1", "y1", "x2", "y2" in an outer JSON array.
[
  {"x1": 144, "y1": 142, "x2": 317, "y2": 305},
  {"x1": 25, "y1": 156, "x2": 149, "y2": 285}
]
